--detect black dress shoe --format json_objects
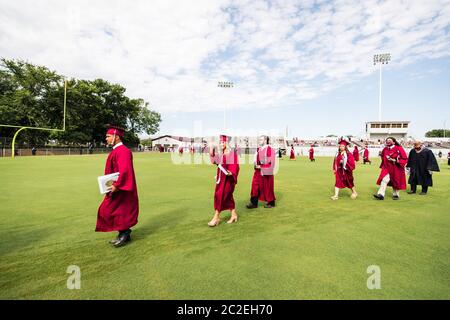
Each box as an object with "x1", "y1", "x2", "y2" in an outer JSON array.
[
  {"x1": 393, "y1": 195, "x2": 400, "y2": 200},
  {"x1": 264, "y1": 204, "x2": 274, "y2": 208},
  {"x1": 110, "y1": 229, "x2": 132, "y2": 244},
  {"x1": 373, "y1": 194, "x2": 384, "y2": 200},
  {"x1": 419, "y1": 192, "x2": 427, "y2": 195},
  {"x1": 113, "y1": 234, "x2": 131, "y2": 247},
  {"x1": 246, "y1": 203, "x2": 258, "y2": 209},
  {"x1": 407, "y1": 191, "x2": 416, "y2": 194}
]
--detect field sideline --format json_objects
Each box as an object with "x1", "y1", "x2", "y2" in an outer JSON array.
[{"x1": 0, "y1": 153, "x2": 449, "y2": 299}]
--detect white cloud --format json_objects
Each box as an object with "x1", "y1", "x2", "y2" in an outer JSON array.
[{"x1": 0, "y1": 0, "x2": 449, "y2": 114}]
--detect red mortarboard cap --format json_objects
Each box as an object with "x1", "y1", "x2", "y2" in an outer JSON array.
[
  {"x1": 338, "y1": 136, "x2": 350, "y2": 146},
  {"x1": 220, "y1": 134, "x2": 229, "y2": 142},
  {"x1": 106, "y1": 125, "x2": 125, "y2": 137}
]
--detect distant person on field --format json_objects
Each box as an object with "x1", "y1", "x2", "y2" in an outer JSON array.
[
  {"x1": 353, "y1": 145, "x2": 360, "y2": 162},
  {"x1": 289, "y1": 145, "x2": 295, "y2": 160},
  {"x1": 363, "y1": 146, "x2": 371, "y2": 164},
  {"x1": 309, "y1": 145, "x2": 315, "y2": 162}
]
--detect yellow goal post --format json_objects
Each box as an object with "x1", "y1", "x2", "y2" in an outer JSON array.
[{"x1": 0, "y1": 80, "x2": 67, "y2": 158}]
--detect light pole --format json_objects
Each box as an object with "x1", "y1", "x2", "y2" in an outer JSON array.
[
  {"x1": 373, "y1": 53, "x2": 391, "y2": 121},
  {"x1": 218, "y1": 81, "x2": 234, "y2": 131},
  {"x1": 444, "y1": 120, "x2": 447, "y2": 138}
]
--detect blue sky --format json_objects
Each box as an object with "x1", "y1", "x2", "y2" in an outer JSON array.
[
  {"x1": 0, "y1": 0, "x2": 449, "y2": 139},
  {"x1": 160, "y1": 55, "x2": 450, "y2": 139}
]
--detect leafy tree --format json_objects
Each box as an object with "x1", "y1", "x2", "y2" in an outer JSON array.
[
  {"x1": 425, "y1": 129, "x2": 450, "y2": 138},
  {"x1": 140, "y1": 138, "x2": 153, "y2": 147},
  {"x1": 0, "y1": 58, "x2": 161, "y2": 147},
  {"x1": 0, "y1": 58, "x2": 63, "y2": 146}
]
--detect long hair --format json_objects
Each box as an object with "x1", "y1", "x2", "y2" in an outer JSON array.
[
  {"x1": 337, "y1": 144, "x2": 349, "y2": 153},
  {"x1": 259, "y1": 135, "x2": 269, "y2": 145},
  {"x1": 386, "y1": 137, "x2": 400, "y2": 146},
  {"x1": 334, "y1": 145, "x2": 349, "y2": 171}
]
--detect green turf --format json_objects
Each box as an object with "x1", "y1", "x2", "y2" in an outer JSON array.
[{"x1": 0, "y1": 152, "x2": 449, "y2": 299}]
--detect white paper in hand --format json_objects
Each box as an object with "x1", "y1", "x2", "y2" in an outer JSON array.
[
  {"x1": 218, "y1": 164, "x2": 229, "y2": 175},
  {"x1": 98, "y1": 172, "x2": 120, "y2": 194}
]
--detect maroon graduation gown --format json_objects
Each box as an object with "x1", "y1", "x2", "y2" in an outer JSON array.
[
  {"x1": 210, "y1": 149, "x2": 239, "y2": 212},
  {"x1": 376, "y1": 145, "x2": 408, "y2": 190},
  {"x1": 96, "y1": 144, "x2": 139, "y2": 232},
  {"x1": 251, "y1": 146, "x2": 276, "y2": 202},
  {"x1": 290, "y1": 147, "x2": 295, "y2": 159},
  {"x1": 309, "y1": 148, "x2": 314, "y2": 160},
  {"x1": 251, "y1": 148, "x2": 262, "y2": 199},
  {"x1": 333, "y1": 151, "x2": 356, "y2": 188},
  {"x1": 353, "y1": 146, "x2": 360, "y2": 161},
  {"x1": 363, "y1": 148, "x2": 369, "y2": 161}
]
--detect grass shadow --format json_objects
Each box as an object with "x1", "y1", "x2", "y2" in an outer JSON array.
[
  {"x1": 132, "y1": 208, "x2": 190, "y2": 242},
  {"x1": 0, "y1": 226, "x2": 52, "y2": 257}
]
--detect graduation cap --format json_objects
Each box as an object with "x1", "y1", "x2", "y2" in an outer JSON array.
[
  {"x1": 220, "y1": 134, "x2": 230, "y2": 143},
  {"x1": 106, "y1": 124, "x2": 125, "y2": 137},
  {"x1": 338, "y1": 136, "x2": 350, "y2": 146}
]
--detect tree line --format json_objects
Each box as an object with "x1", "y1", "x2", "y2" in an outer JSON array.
[
  {"x1": 425, "y1": 129, "x2": 449, "y2": 138},
  {"x1": 0, "y1": 58, "x2": 161, "y2": 147}
]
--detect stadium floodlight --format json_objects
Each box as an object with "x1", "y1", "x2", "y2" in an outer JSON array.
[
  {"x1": 373, "y1": 53, "x2": 391, "y2": 65},
  {"x1": 217, "y1": 81, "x2": 234, "y2": 131},
  {"x1": 373, "y1": 53, "x2": 391, "y2": 121},
  {"x1": 0, "y1": 79, "x2": 67, "y2": 158}
]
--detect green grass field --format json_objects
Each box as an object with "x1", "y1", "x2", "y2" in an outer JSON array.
[{"x1": 0, "y1": 152, "x2": 449, "y2": 299}]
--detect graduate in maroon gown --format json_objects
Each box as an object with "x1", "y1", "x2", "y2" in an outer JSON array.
[
  {"x1": 289, "y1": 145, "x2": 296, "y2": 160},
  {"x1": 208, "y1": 135, "x2": 240, "y2": 227},
  {"x1": 374, "y1": 137, "x2": 408, "y2": 200},
  {"x1": 363, "y1": 146, "x2": 371, "y2": 164},
  {"x1": 353, "y1": 146, "x2": 360, "y2": 162},
  {"x1": 309, "y1": 145, "x2": 315, "y2": 162},
  {"x1": 246, "y1": 135, "x2": 276, "y2": 209},
  {"x1": 96, "y1": 125, "x2": 139, "y2": 247},
  {"x1": 331, "y1": 137, "x2": 357, "y2": 200}
]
